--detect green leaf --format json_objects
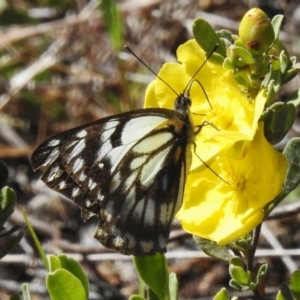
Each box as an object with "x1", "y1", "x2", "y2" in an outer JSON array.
[
  {"x1": 0, "y1": 230, "x2": 23, "y2": 259},
  {"x1": 129, "y1": 296, "x2": 145, "y2": 300},
  {"x1": 229, "y1": 265, "x2": 249, "y2": 286},
  {"x1": 265, "y1": 80, "x2": 276, "y2": 106},
  {"x1": 229, "y1": 279, "x2": 243, "y2": 291},
  {"x1": 148, "y1": 289, "x2": 160, "y2": 300},
  {"x1": 48, "y1": 255, "x2": 62, "y2": 272},
  {"x1": 0, "y1": 161, "x2": 8, "y2": 188},
  {"x1": 222, "y1": 57, "x2": 235, "y2": 70},
  {"x1": 279, "y1": 51, "x2": 290, "y2": 74},
  {"x1": 193, "y1": 19, "x2": 226, "y2": 58},
  {"x1": 231, "y1": 46, "x2": 255, "y2": 65},
  {"x1": 57, "y1": 254, "x2": 89, "y2": 299},
  {"x1": 0, "y1": 186, "x2": 16, "y2": 228},
  {"x1": 276, "y1": 290, "x2": 286, "y2": 300},
  {"x1": 0, "y1": 186, "x2": 16, "y2": 212},
  {"x1": 217, "y1": 29, "x2": 234, "y2": 47},
  {"x1": 263, "y1": 102, "x2": 296, "y2": 144},
  {"x1": 255, "y1": 263, "x2": 268, "y2": 285},
  {"x1": 233, "y1": 70, "x2": 251, "y2": 90},
  {"x1": 280, "y1": 283, "x2": 294, "y2": 300},
  {"x1": 271, "y1": 15, "x2": 284, "y2": 41},
  {"x1": 193, "y1": 236, "x2": 233, "y2": 261},
  {"x1": 21, "y1": 283, "x2": 33, "y2": 300},
  {"x1": 212, "y1": 288, "x2": 229, "y2": 300},
  {"x1": 134, "y1": 253, "x2": 169, "y2": 300},
  {"x1": 9, "y1": 294, "x2": 22, "y2": 300},
  {"x1": 169, "y1": 272, "x2": 178, "y2": 300},
  {"x1": 283, "y1": 138, "x2": 300, "y2": 195},
  {"x1": 230, "y1": 256, "x2": 244, "y2": 268},
  {"x1": 47, "y1": 269, "x2": 87, "y2": 300},
  {"x1": 287, "y1": 88, "x2": 300, "y2": 107},
  {"x1": 250, "y1": 55, "x2": 270, "y2": 80},
  {"x1": 290, "y1": 270, "x2": 300, "y2": 300},
  {"x1": 231, "y1": 234, "x2": 251, "y2": 253},
  {"x1": 283, "y1": 67, "x2": 300, "y2": 85},
  {"x1": 210, "y1": 52, "x2": 226, "y2": 66},
  {"x1": 270, "y1": 56, "x2": 282, "y2": 92}
]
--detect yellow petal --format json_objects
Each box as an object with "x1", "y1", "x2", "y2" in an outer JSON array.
[{"x1": 177, "y1": 125, "x2": 287, "y2": 244}]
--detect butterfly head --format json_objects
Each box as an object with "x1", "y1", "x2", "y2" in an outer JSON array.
[{"x1": 175, "y1": 94, "x2": 192, "y2": 117}]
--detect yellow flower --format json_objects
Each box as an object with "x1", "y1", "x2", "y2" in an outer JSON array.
[
  {"x1": 176, "y1": 124, "x2": 287, "y2": 245},
  {"x1": 144, "y1": 38, "x2": 287, "y2": 245},
  {"x1": 145, "y1": 39, "x2": 267, "y2": 171}
]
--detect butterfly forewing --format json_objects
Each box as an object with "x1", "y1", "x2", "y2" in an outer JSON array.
[{"x1": 31, "y1": 107, "x2": 193, "y2": 255}]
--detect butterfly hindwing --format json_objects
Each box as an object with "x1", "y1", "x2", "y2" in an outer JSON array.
[{"x1": 31, "y1": 108, "x2": 193, "y2": 255}]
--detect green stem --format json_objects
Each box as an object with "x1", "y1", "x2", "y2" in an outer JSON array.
[
  {"x1": 247, "y1": 224, "x2": 263, "y2": 300},
  {"x1": 232, "y1": 248, "x2": 243, "y2": 258},
  {"x1": 247, "y1": 224, "x2": 261, "y2": 273}
]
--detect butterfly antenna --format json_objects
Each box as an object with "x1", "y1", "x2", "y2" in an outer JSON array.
[
  {"x1": 184, "y1": 45, "x2": 218, "y2": 111},
  {"x1": 183, "y1": 44, "x2": 218, "y2": 96},
  {"x1": 193, "y1": 142, "x2": 230, "y2": 185},
  {"x1": 191, "y1": 78, "x2": 213, "y2": 110},
  {"x1": 125, "y1": 45, "x2": 179, "y2": 97}
]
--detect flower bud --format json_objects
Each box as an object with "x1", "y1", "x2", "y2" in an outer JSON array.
[{"x1": 239, "y1": 8, "x2": 275, "y2": 56}]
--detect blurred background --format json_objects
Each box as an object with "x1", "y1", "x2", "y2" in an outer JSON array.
[{"x1": 1, "y1": 0, "x2": 300, "y2": 299}]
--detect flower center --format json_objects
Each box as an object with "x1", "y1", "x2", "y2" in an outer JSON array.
[
  {"x1": 210, "y1": 101, "x2": 234, "y2": 130},
  {"x1": 219, "y1": 162, "x2": 245, "y2": 190}
]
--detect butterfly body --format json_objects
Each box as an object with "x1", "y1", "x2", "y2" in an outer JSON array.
[{"x1": 31, "y1": 95, "x2": 195, "y2": 255}]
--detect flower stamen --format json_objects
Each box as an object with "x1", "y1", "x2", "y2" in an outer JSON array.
[{"x1": 219, "y1": 163, "x2": 245, "y2": 190}]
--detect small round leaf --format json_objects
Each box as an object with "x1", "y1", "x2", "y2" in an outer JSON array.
[{"x1": 47, "y1": 269, "x2": 87, "y2": 300}]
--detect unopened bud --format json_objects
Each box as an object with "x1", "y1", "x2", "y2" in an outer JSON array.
[{"x1": 239, "y1": 8, "x2": 275, "y2": 56}]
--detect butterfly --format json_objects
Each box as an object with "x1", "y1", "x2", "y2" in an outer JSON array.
[
  {"x1": 31, "y1": 48, "x2": 213, "y2": 256},
  {"x1": 31, "y1": 95, "x2": 194, "y2": 256}
]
